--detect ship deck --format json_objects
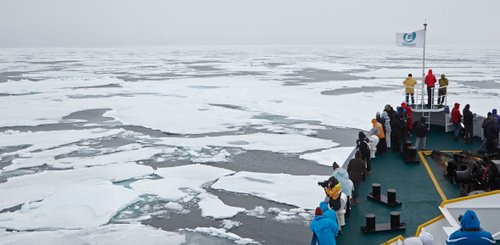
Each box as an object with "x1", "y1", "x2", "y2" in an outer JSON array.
[{"x1": 336, "y1": 125, "x2": 482, "y2": 245}]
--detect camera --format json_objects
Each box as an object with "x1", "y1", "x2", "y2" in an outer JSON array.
[{"x1": 317, "y1": 180, "x2": 329, "y2": 188}]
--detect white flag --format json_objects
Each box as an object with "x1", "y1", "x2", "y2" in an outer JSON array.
[{"x1": 395, "y1": 30, "x2": 425, "y2": 48}]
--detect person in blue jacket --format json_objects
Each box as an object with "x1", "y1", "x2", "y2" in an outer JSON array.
[
  {"x1": 446, "y1": 210, "x2": 495, "y2": 245},
  {"x1": 319, "y1": 201, "x2": 338, "y2": 224},
  {"x1": 310, "y1": 207, "x2": 338, "y2": 245}
]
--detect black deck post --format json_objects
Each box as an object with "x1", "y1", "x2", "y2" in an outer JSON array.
[
  {"x1": 365, "y1": 214, "x2": 376, "y2": 230},
  {"x1": 361, "y1": 212, "x2": 406, "y2": 233},
  {"x1": 387, "y1": 189, "x2": 397, "y2": 205},
  {"x1": 368, "y1": 185, "x2": 402, "y2": 206},
  {"x1": 372, "y1": 183, "x2": 381, "y2": 199},
  {"x1": 390, "y1": 211, "x2": 401, "y2": 228},
  {"x1": 405, "y1": 146, "x2": 419, "y2": 163}
]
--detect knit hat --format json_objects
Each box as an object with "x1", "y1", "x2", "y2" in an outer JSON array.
[
  {"x1": 332, "y1": 162, "x2": 339, "y2": 170},
  {"x1": 314, "y1": 207, "x2": 323, "y2": 216},
  {"x1": 358, "y1": 131, "x2": 366, "y2": 140},
  {"x1": 454, "y1": 102, "x2": 460, "y2": 107}
]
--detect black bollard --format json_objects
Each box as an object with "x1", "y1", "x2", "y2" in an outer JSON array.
[
  {"x1": 387, "y1": 189, "x2": 397, "y2": 204},
  {"x1": 405, "y1": 146, "x2": 418, "y2": 163},
  {"x1": 372, "y1": 183, "x2": 381, "y2": 199},
  {"x1": 366, "y1": 213, "x2": 376, "y2": 230},
  {"x1": 390, "y1": 211, "x2": 401, "y2": 228},
  {"x1": 362, "y1": 212, "x2": 405, "y2": 233}
]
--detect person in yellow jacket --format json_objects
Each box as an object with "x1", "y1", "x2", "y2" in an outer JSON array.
[
  {"x1": 403, "y1": 73, "x2": 417, "y2": 105},
  {"x1": 438, "y1": 74, "x2": 448, "y2": 106},
  {"x1": 322, "y1": 176, "x2": 342, "y2": 211}
]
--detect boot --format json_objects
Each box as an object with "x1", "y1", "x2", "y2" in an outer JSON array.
[{"x1": 352, "y1": 198, "x2": 360, "y2": 205}]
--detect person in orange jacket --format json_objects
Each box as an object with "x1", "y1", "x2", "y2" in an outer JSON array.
[{"x1": 370, "y1": 118, "x2": 387, "y2": 154}]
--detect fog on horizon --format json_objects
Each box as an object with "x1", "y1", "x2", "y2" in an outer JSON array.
[{"x1": 1, "y1": 0, "x2": 499, "y2": 48}]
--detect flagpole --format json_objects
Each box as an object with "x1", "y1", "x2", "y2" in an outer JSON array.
[{"x1": 421, "y1": 22, "x2": 427, "y2": 109}]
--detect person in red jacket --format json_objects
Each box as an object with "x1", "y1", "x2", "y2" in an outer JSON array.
[
  {"x1": 425, "y1": 69, "x2": 437, "y2": 107},
  {"x1": 451, "y1": 102, "x2": 462, "y2": 141},
  {"x1": 401, "y1": 102, "x2": 413, "y2": 131}
]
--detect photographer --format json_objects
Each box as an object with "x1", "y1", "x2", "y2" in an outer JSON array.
[{"x1": 318, "y1": 176, "x2": 342, "y2": 211}]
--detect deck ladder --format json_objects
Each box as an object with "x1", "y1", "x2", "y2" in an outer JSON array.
[{"x1": 422, "y1": 110, "x2": 432, "y2": 130}]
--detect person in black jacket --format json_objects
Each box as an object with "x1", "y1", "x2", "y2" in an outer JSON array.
[
  {"x1": 347, "y1": 151, "x2": 367, "y2": 205},
  {"x1": 478, "y1": 112, "x2": 492, "y2": 153},
  {"x1": 463, "y1": 104, "x2": 475, "y2": 144},
  {"x1": 485, "y1": 115, "x2": 499, "y2": 154},
  {"x1": 356, "y1": 132, "x2": 371, "y2": 174},
  {"x1": 414, "y1": 117, "x2": 428, "y2": 150},
  {"x1": 391, "y1": 110, "x2": 404, "y2": 153}
]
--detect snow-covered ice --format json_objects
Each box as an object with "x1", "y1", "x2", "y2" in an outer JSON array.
[
  {"x1": 184, "y1": 227, "x2": 258, "y2": 244},
  {"x1": 198, "y1": 193, "x2": 245, "y2": 219},
  {"x1": 212, "y1": 171, "x2": 328, "y2": 209},
  {"x1": 0, "y1": 224, "x2": 185, "y2": 245},
  {"x1": 158, "y1": 133, "x2": 338, "y2": 154},
  {"x1": 131, "y1": 164, "x2": 234, "y2": 201},
  {"x1": 131, "y1": 164, "x2": 243, "y2": 219},
  {"x1": 299, "y1": 146, "x2": 355, "y2": 167}
]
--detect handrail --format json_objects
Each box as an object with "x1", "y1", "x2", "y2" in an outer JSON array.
[
  {"x1": 401, "y1": 86, "x2": 447, "y2": 108},
  {"x1": 439, "y1": 190, "x2": 500, "y2": 208},
  {"x1": 415, "y1": 214, "x2": 445, "y2": 236},
  {"x1": 382, "y1": 235, "x2": 405, "y2": 245}
]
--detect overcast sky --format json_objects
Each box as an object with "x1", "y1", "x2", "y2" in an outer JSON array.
[{"x1": 1, "y1": 0, "x2": 499, "y2": 47}]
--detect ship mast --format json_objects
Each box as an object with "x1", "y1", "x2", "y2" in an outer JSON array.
[{"x1": 421, "y1": 22, "x2": 427, "y2": 109}]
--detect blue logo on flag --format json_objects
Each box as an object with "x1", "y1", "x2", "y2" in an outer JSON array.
[{"x1": 403, "y1": 32, "x2": 416, "y2": 43}]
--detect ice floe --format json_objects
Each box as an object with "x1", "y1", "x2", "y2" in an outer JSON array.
[
  {"x1": 0, "y1": 224, "x2": 185, "y2": 245},
  {"x1": 183, "y1": 227, "x2": 258, "y2": 244},
  {"x1": 221, "y1": 219, "x2": 241, "y2": 229},
  {"x1": 0, "y1": 179, "x2": 138, "y2": 230},
  {"x1": 6, "y1": 146, "x2": 167, "y2": 171},
  {"x1": 197, "y1": 193, "x2": 245, "y2": 219},
  {"x1": 0, "y1": 128, "x2": 125, "y2": 156},
  {"x1": 212, "y1": 171, "x2": 328, "y2": 209},
  {"x1": 131, "y1": 164, "x2": 243, "y2": 219},
  {"x1": 131, "y1": 164, "x2": 234, "y2": 200},
  {"x1": 159, "y1": 133, "x2": 338, "y2": 154},
  {"x1": 299, "y1": 146, "x2": 355, "y2": 167},
  {"x1": 0, "y1": 163, "x2": 154, "y2": 221}
]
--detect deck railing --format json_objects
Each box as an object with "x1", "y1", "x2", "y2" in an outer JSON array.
[{"x1": 402, "y1": 86, "x2": 447, "y2": 109}]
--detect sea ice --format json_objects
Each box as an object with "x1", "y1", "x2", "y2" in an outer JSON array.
[
  {"x1": 131, "y1": 164, "x2": 241, "y2": 219},
  {"x1": 197, "y1": 192, "x2": 245, "y2": 219},
  {"x1": 299, "y1": 146, "x2": 355, "y2": 167},
  {"x1": 0, "y1": 179, "x2": 138, "y2": 230},
  {"x1": 0, "y1": 162, "x2": 154, "y2": 212},
  {"x1": 183, "y1": 227, "x2": 258, "y2": 245},
  {"x1": 221, "y1": 219, "x2": 241, "y2": 229},
  {"x1": 0, "y1": 128, "x2": 125, "y2": 156},
  {"x1": 0, "y1": 224, "x2": 185, "y2": 245},
  {"x1": 212, "y1": 171, "x2": 328, "y2": 209},
  {"x1": 159, "y1": 133, "x2": 338, "y2": 154}
]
